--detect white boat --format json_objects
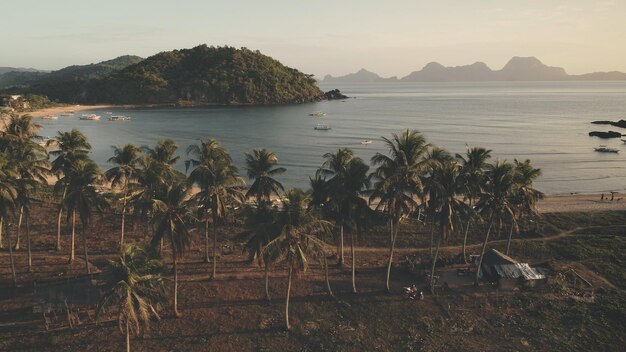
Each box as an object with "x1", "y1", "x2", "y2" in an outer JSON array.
[
  {"x1": 79, "y1": 114, "x2": 101, "y2": 120},
  {"x1": 40, "y1": 115, "x2": 58, "y2": 120},
  {"x1": 105, "y1": 112, "x2": 113, "y2": 115},
  {"x1": 360, "y1": 140, "x2": 372, "y2": 145},
  {"x1": 594, "y1": 146, "x2": 619, "y2": 153},
  {"x1": 314, "y1": 124, "x2": 331, "y2": 130},
  {"x1": 309, "y1": 111, "x2": 327, "y2": 117},
  {"x1": 109, "y1": 115, "x2": 131, "y2": 121}
]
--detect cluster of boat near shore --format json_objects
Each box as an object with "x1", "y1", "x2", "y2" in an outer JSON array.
[
  {"x1": 309, "y1": 111, "x2": 372, "y2": 145},
  {"x1": 40, "y1": 111, "x2": 131, "y2": 122}
]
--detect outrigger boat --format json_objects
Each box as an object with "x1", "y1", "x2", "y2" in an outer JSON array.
[{"x1": 314, "y1": 124, "x2": 331, "y2": 130}]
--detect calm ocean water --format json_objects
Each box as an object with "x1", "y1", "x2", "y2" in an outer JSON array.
[{"x1": 38, "y1": 81, "x2": 626, "y2": 195}]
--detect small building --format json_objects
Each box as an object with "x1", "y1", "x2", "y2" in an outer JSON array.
[{"x1": 478, "y1": 249, "x2": 547, "y2": 290}]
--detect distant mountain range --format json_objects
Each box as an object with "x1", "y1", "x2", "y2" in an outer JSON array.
[{"x1": 322, "y1": 57, "x2": 626, "y2": 83}]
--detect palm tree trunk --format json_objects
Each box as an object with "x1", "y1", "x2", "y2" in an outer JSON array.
[
  {"x1": 264, "y1": 261, "x2": 271, "y2": 302},
  {"x1": 5, "y1": 220, "x2": 17, "y2": 286},
  {"x1": 211, "y1": 221, "x2": 217, "y2": 279},
  {"x1": 69, "y1": 210, "x2": 76, "y2": 263},
  {"x1": 338, "y1": 225, "x2": 344, "y2": 265},
  {"x1": 56, "y1": 185, "x2": 67, "y2": 251},
  {"x1": 474, "y1": 222, "x2": 494, "y2": 286},
  {"x1": 285, "y1": 265, "x2": 293, "y2": 331},
  {"x1": 14, "y1": 206, "x2": 23, "y2": 250},
  {"x1": 323, "y1": 255, "x2": 334, "y2": 297},
  {"x1": 173, "y1": 249, "x2": 182, "y2": 318},
  {"x1": 82, "y1": 224, "x2": 90, "y2": 275},
  {"x1": 505, "y1": 219, "x2": 518, "y2": 255},
  {"x1": 204, "y1": 211, "x2": 210, "y2": 263},
  {"x1": 462, "y1": 220, "x2": 471, "y2": 264},
  {"x1": 120, "y1": 188, "x2": 127, "y2": 249},
  {"x1": 26, "y1": 212, "x2": 32, "y2": 272},
  {"x1": 429, "y1": 218, "x2": 435, "y2": 257},
  {"x1": 0, "y1": 218, "x2": 4, "y2": 249},
  {"x1": 125, "y1": 320, "x2": 130, "y2": 352},
  {"x1": 430, "y1": 235, "x2": 442, "y2": 294},
  {"x1": 385, "y1": 220, "x2": 400, "y2": 293},
  {"x1": 351, "y1": 230, "x2": 357, "y2": 294}
]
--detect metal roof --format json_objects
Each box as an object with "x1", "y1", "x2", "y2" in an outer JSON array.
[{"x1": 494, "y1": 263, "x2": 546, "y2": 281}]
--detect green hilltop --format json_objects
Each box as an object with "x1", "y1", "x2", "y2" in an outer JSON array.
[{"x1": 3, "y1": 46, "x2": 325, "y2": 106}]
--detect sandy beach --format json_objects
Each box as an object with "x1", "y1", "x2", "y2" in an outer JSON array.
[
  {"x1": 22, "y1": 104, "x2": 117, "y2": 118},
  {"x1": 537, "y1": 193, "x2": 626, "y2": 213}
]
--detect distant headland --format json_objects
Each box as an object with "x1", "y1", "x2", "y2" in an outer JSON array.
[
  {"x1": 0, "y1": 45, "x2": 344, "y2": 106},
  {"x1": 322, "y1": 57, "x2": 626, "y2": 83}
]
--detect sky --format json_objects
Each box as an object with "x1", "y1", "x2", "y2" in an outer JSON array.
[{"x1": 2, "y1": 0, "x2": 625, "y2": 78}]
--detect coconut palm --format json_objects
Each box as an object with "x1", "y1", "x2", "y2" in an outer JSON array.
[
  {"x1": 240, "y1": 202, "x2": 280, "y2": 301},
  {"x1": 97, "y1": 245, "x2": 167, "y2": 352},
  {"x1": 106, "y1": 144, "x2": 142, "y2": 249},
  {"x1": 507, "y1": 159, "x2": 544, "y2": 254},
  {"x1": 422, "y1": 146, "x2": 454, "y2": 257},
  {"x1": 186, "y1": 139, "x2": 244, "y2": 274},
  {"x1": 48, "y1": 129, "x2": 91, "y2": 251},
  {"x1": 10, "y1": 141, "x2": 50, "y2": 270},
  {"x1": 0, "y1": 152, "x2": 18, "y2": 285},
  {"x1": 63, "y1": 158, "x2": 107, "y2": 272},
  {"x1": 456, "y1": 146, "x2": 491, "y2": 262},
  {"x1": 474, "y1": 161, "x2": 517, "y2": 285},
  {"x1": 244, "y1": 149, "x2": 286, "y2": 205},
  {"x1": 370, "y1": 129, "x2": 429, "y2": 292},
  {"x1": 425, "y1": 161, "x2": 469, "y2": 294},
  {"x1": 150, "y1": 182, "x2": 195, "y2": 317},
  {"x1": 264, "y1": 189, "x2": 332, "y2": 330},
  {"x1": 142, "y1": 139, "x2": 183, "y2": 184},
  {"x1": 320, "y1": 150, "x2": 370, "y2": 292}
]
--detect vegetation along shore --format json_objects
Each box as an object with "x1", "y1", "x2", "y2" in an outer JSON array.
[{"x1": 1, "y1": 114, "x2": 625, "y2": 351}]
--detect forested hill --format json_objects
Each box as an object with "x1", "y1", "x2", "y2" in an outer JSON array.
[
  {"x1": 87, "y1": 45, "x2": 324, "y2": 105},
  {"x1": 2, "y1": 46, "x2": 325, "y2": 105}
]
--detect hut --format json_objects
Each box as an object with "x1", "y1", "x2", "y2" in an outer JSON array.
[{"x1": 478, "y1": 249, "x2": 547, "y2": 290}]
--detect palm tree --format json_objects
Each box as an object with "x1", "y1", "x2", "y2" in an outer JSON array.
[
  {"x1": 150, "y1": 182, "x2": 195, "y2": 317},
  {"x1": 370, "y1": 129, "x2": 429, "y2": 292},
  {"x1": 186, "y1": 139, "x2": 244, "y2": 274},
  {"x1": 241, "y1": 203, "x2": 280, "y2": 302},
  {"x1": 320, "y1": 149, "x2": 370, "y2": 292},
  {"x1": 97, "y1": 245, "x2": 167, "y2": 352},
  {"x1": 474, "y1": 161, "x2": 517, "y2": 285},
  {"x1": 106, "y1": 144, "x2": 141, "y2": 249},
  {"x1": 10, "y1": 141, "x2": 50, "y2": 270},
  {"x1": 264, "y1": 189, "x2": 332, "y2": 330},
  {"x1": 456, "y1": 146, "x2": 491, "y2": 262},
  {"x1": 64, "y1": 158, "x2": 107, "y2": 272},
  {"x1": 425, "y1": 161, "x2": 468, "y2": 294},
  {"x1": 48, "y1": 129, "x2": 92, "y2": 251},
  {"x1": 143, "y1": 139, "x2": 182, "y2": 184},
  {"x1": 0, "y1": 152, "x2": 18, "y2": 285},
  {"x1": 244, "y1": 149, "x2": 286, "y2": 205},
  {"x1": 422, "y1": 146, "x2": 453, "y2": 257},
  {"x1": 507, "y1": 159, "x2": 544, "y2": 254}
]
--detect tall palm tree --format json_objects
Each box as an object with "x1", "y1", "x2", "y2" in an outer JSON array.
[
  {"x1": 244, "y1": 149, "x2": 286, "y2": 205},
  {"x1": 186, "y1": 139, "x2": 244, "y2": 273},
  {"x1": 10, "y1": 141, "x2": 50, "y2": 270},
  {"x1": 64, "y1": 158, "x2": 107, "y2": 272},
  {"x1": 98, "y1": 245, "x2": 167, "y2": 352},
  {"x1": 150, "y1": 182, "x2": 195, "y2": 318},
  {"x1": 456, "y1": 146, "x2": 491, "y2": 262},
  {"x1": 474, "y1": 161, "x2": 517, "y2": 285},
  {"x1": 425, "y1": 161, "x2": 468, "y2": 294},
  {"x1": 422, "y1": 146, "x2": 453, "y2": 257},
  {"x1": 370, "y1": 129, "x2": 429, "y2": 292},
  {"x1": 48, "y1": 129, "x2": 91, "y2": 251},
  {"x1": 507, "y1": 159, "x2": 544, "y2": 254},
  {"x1": 0, "y1": 152, "x2": 18, "y2": 285},
  {"x1": 264, "y1": 189, "x2": 332, "y2": 330},
  {"x1": 143, "y1": 139, "x2": 182, "y2": 184},
  {"x1": 106, "y1": 144, "x2": 142, "y2": 249}
]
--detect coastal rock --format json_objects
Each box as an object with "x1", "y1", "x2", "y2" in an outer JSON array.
[
  {"x1": 324, "y1": 89, "x2": 349, "y2": 100},
  {"x1": 588, "y1": 131, "x2": 623, "y2": 138},
  {"x1": 591, "y1": 120, "x2": 626, "y2": 129}
]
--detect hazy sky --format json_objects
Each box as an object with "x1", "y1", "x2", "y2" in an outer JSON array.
[{"x1": 2, "y1": 0, "x2": 625, "y2": 77}]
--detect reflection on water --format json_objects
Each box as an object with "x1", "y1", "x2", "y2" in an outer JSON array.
[{"x1": 38, "y1": 81, "x2": 626, "y2": 195}]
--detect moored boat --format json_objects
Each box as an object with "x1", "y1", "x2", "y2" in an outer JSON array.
[
  {"x1": 40, "y1": 115, "x2": 58, "y2": 120},
  {"x1": 360, "y1": 140, "x2": 372, "y2": 145},
  {"x1": 79, "y1": 114, "x2": 101, "y2": 120},
  {"x1": 309, "y1": 111, "x2": 327, "y2": 117},
  {"x1": 314, "y1": 124, "x2": 331, "y2": 130},
  {"x1": 594, "y1": 146, "x2": 619, "y2": 153},
  {"x1": 109, "y1": 115, "x2": 131, "y2": 121}
]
